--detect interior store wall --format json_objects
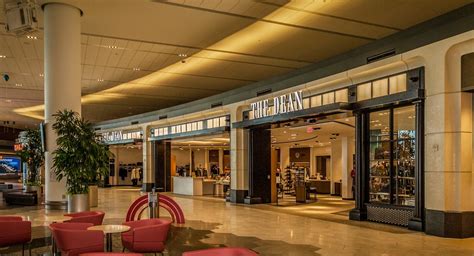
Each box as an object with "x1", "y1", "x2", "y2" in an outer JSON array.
[
  {"x1": 172, "y1": 149, "x2": 190, "y2": 167},
  {"x1": 311, "y1": 146, "x2": 331, "y2": 177},
  {"x1": 109, "y1": 146, "x2": 143, "y2": 186}
]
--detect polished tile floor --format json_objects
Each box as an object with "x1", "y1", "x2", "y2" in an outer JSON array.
[{"x1": 1, "y1": 187, "x2": 474, "y2": 255}]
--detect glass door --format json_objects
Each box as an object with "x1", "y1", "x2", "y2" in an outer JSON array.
[{"x1": 368, "y1": 105, "x2": 416, "y2": 206}]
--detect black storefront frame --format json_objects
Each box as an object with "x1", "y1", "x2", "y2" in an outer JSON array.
[
  {"x1": 349, "y1": 100, "x2": 424, "y2": 230},
  {"x1": 237, "y1": 67, "x2": 425, "y2": 230}
]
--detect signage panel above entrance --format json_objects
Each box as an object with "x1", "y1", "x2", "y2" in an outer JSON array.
[{"x1": 250, "y1": 90, "x2": 304, "y2": 120}]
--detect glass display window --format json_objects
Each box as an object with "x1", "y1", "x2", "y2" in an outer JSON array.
[{"x1": 368, "y1": 105, "x2": 416, "y2": 206}]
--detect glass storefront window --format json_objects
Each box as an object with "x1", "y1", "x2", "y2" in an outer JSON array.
[
  {"x1": 368, "y1": 105, "x2": 416, "y2": 206},
  {"x1": 389, "y1": 74, "x2": 407, "y2": 94},
  {"x1": 393, "y1": 106, "x2": 416, "y2": 206},
  {"x1": 311, "y1": 95, "x2": 322, "y2": 107},
  {"x1": 369, "y1": 109, "x2": 391, "y2": 204},
  {"x1": 357, "y1": 82, "x2": 371, "y2": 101},
  {"x1": 372, "y1": 78, "x2": 388, "y2": 98},
  {"x1": 335, "y1": 89, "x2": 348, "y2": 102},
  {"x1": 322, "y1": 92, "x2": 334, "y2": 105}
]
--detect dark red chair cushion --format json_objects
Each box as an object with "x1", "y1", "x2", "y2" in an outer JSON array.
[
  {"x1": 65, "y1": 211, "x2": 105, "y2": 226},
  {"x1": 0, "y1": 220, "x2": 31, "y2": 247},
  {"x1": 121, "y1": 219, "x2": 171, "y2": 253},
  {"x1": 80, "y1": 253, "x2": 143, "y2": 256}
]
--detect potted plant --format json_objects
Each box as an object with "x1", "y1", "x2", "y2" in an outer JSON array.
[
  {"x1": 52, "y1": 110, "x2": 110, "y2": 213},
  {"x1": 17, "y1": 129, "x2": 44, "y2": 198}
]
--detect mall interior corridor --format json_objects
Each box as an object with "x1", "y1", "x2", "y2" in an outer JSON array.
[{"x1": 1, "y1": 187, "x2": 473, "y2": 256}]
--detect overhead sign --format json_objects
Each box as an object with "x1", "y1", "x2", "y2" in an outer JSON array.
[{"x1": 250, "y1": 90, "x2": 304, "y2": 119}]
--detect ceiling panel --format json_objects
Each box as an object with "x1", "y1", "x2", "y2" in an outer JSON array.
[{"x1": 0, "y1": 0, "x2": 470, "y2": 127}]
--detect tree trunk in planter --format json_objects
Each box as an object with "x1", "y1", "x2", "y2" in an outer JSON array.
[
  {"x1": 89, "y1": 185, "x2": 98, "y2": 207},
  {"x1": 68, "y1": 194, "x2": 90, "y2": 213}
]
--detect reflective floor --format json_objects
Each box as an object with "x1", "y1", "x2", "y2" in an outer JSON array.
[{"x1": 1, "y1": 187, "x2": 474, "y2": 255}]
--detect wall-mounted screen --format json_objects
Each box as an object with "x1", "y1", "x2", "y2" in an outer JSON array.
[{"x1": 0, "y1": 156, "x2": 21, "y2": 175}]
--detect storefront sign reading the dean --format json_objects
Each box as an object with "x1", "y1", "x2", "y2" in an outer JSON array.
[{"x1": 250, "y1": 90, "x2": 304, "y2": 119}]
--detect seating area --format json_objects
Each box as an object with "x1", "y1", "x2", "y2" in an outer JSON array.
[{"x1": 0, "y1": 201, "x2": 256, "y2": 256}]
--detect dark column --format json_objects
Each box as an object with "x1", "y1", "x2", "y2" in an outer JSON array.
[
  {"x1": 409, "y1": 100, "x2": 425, "y2": 231},
  {"x1": 349, "y1": 112, "x2": 369, "y2": 221},
  {"x1": 244, "y1": 125, "x2": 271, "y2": 204},
  {"x1": 154, "y1": 140, "x2": 171, "y2": 192}
]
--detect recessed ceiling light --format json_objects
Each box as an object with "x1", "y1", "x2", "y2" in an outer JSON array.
[
  {"x1": 132, "y1": 67, "x2": 140, "y2": 71},
  {"x1": 5, "y1": 99, "x2": 11, "y2": 103},
  {"x1": 107, "y1": 45, "x2": 118, "y2": 49},
  {"x1": 178, "y1": 53, "x2": 187, "y2": 57},
  {"x1": 39, "y1": 73, "x2": 44, "y2": 77},
  {"x1": 0, "y1": 55, "x2": 6, "y2": 58},
  {"x1": 291, "y1": 134, "x2": 297, "y2": 137},
  {"x1": 97, "y1": 78, "x2": 104, "y2": 82},
  {"x1": 26, "y1": 35, "x2": 37, "y2": 40},
  {"x1": 345, "y1": 118, "x2": 349, "y2": 121},
  {"x1": 15, "y1": 83, "x2": 22, "y2": 87}
]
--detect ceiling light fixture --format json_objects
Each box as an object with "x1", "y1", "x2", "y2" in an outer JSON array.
[
  {"x1": 133, "y1": 67, "x2": 140, "y2": 71},
  {"x1": 15, "y1": 83, "x2": 22, "y2": 87},
  {"x1": 0, "y1": 55, "x2": 6, "y2": 58},
  {"x1": 178, "y1": 53, "x2": 187, "y2": 57},
  {"x1": 39, "y1": 73, "x2": 44, "y2": 77},
  {"x1": 107, "y1": 45, "x2": 118, "y2": 49},
  {"x1": 26, "y1": 35, "x2": 37, "y2": 40},
  {"x1": 97, "y1": 78, "x2": 104, "y2": 82},
  {"x1": 5, "y1": 99, "x2": 12, "y2": 103}
]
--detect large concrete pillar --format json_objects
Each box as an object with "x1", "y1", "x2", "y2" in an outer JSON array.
[
  {"x1": 43, "y1": 3, "x2": 82, "y2": 207},
  {"x1": 229, "y1": 105, "x2": 249, "y2": 203},
  {"x1": 424, "y1": 39, "x2": 474, "y2": 238}
]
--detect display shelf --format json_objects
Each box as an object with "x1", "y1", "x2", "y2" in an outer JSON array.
[
  {"x1": 370, "y1": 192, "x2": 389, "y2": 195},
  {"x1": 370, "y1": 176, "x2": 390, "y2": 178}
]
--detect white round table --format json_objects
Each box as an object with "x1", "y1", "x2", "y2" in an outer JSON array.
[{"x1": 88, "y1": 224, "x2": 131, "y2": 252}]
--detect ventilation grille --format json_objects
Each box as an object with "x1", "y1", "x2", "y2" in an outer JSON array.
[
  {"x1": 211, "y1": 102, "x2": 223, "y2": 108},
  {"x1": 159, "y1": 115, "x2": 167, "y2": 120},
  {"x1": 367, "y1": 49, "x2": 396, "y2": 63},
  {"x1": 367, "y1": 204, "x2": 414, "y2": 226},
  {"x1": 256, "y1": 88, "x2": 272, "y2": 97},
  {"x1": 131, "y1": 121, "x2": 139, "y2": 125}
]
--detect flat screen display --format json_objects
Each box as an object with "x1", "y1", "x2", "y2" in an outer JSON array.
[{"x1": 0, "y1": 156, "x2": 21, "y2": 174}]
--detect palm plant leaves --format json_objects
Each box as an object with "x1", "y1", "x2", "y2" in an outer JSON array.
[{"x1": 52, "y1": 109, "x2": 110, "y2": 195}]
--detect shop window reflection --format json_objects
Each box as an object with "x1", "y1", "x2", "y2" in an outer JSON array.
[{"x1": 368, "y1": 105, "x2": 416, "y2": 206}]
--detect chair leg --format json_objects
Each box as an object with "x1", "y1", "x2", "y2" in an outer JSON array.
[
  {"x1": 22, "y1": 244, "x2": 25, "y2": 256},
  {"x1": 28, "y1": 242, "x2": 32, "y2": 256},
  {"x1": 122, "y1": 247, "x2": 125, "y2": 252}
]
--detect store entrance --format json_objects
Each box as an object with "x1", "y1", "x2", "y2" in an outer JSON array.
[
  {"x1": 247, "y1": 113, "x2": 356, "y2": 208},
  {"x1": 272, "y1": 114, "x2": 355, "y2": 205},
  {"x1": 167, "y1": 133, "x2": 231, "y2": 199}
]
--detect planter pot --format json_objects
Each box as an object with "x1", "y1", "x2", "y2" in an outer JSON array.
[
  {"x1": 67, "y1": 194, "x2": 90, "y2": 213},
  {"x1": 89, "y1": 185, "x2": 99, "y2": 207}
]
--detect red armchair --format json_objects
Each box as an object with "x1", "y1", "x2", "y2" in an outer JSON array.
[
  {"x1": 50, "y1": 222, "x2": 104, "y2": 256},
  {"x1": 121, "y1": 219, "x2": 171, "y2": 255},
  {"x1": 0, "y1": 216, "x2": 31, "y2": 256},
  {"x1": 80, "y1": 253, "x2": 144, "y2": 256},
  {"x1": 182, "y1": 248, "x2": 258, "y2": 256},
  {"x1": 65, "y1": 211, "x2": 105, "y2": 225}
]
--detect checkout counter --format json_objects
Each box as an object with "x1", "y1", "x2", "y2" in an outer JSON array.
[{"x1": 172, "y1": 176, "x2": 230, "y2": 197}]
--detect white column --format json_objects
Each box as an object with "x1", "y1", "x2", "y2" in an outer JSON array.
[
  {"x1": 218, "y1": 148, "x2": 224, "y2": 174},
  {"x1": 204, "y1": 149, "x2": 209, "y2": 171},
  {"x1": 341, "y1": 137, "x2": 355, "y2": 199},
  {"x1": 229, "y1": 105, "x2": 249, "y2": 203},
  {"x1": 43, "y1": 3, "x2": 82, "y2": 205}
]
